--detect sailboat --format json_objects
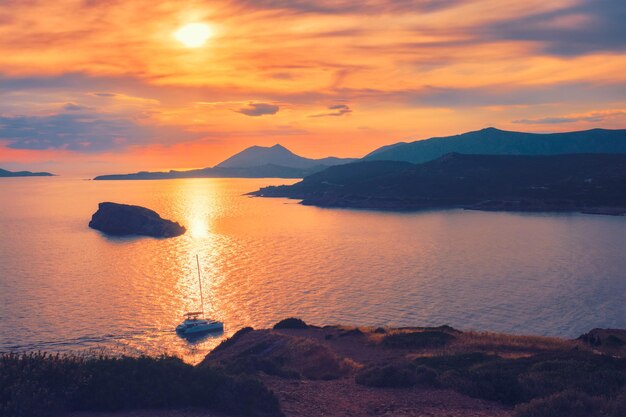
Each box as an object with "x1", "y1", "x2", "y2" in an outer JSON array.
[{"x1": 176, "y1": 255, "x2": 224, "y2": 336}]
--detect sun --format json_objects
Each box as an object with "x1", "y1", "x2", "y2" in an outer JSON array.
[{"x1": 174, "y1": 23, "x2": 213, "y2": 48}]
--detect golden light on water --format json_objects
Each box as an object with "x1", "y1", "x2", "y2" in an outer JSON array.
[
  {"x1": 190, "y1": 218, "x2": 209, "y2": 238},
  {"x1": 174, "y1": 23, "x2": 213, "y2": 48}
]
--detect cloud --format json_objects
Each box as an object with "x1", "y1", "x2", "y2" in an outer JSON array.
[
  {"x1": 513, "y1": 110, "x2": 626, "y2": 125},
  {"x1": 0, "y1": 113, "x2": 196, "y2": 152},
  {"x1": 408, "y1": 82, "x2": 626, "y2": 108},
  {"x1": 477, "y1": 0, "x2": 626, "y2": 56},
  {"x1": 236, "y1": 102, "x2": 280, "y2": 116},
  {"x1": 310, "y1": 104, "x2": 353, "y2": 117},
  {"x1": 63, "y1": 102, "x2": 88, "y2": 111},
  {"x1": 234, "y1": 0, "x2": 466, "y2": 15}
]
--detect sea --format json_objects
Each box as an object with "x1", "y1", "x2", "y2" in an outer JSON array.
[{"x1": 1, "y1": 177, "x2": 625, "y2": 363}]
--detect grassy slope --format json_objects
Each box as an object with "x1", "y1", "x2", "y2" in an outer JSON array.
[{"x1": 3, "y1": 321, "x2": 625, "y2": 417}]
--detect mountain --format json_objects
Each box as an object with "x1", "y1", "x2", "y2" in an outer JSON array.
[
  {"x1": 216, "y1": 143, "x2": 356, "y2": 169},
  {"x1": 364, "y1": 128, "x2": 626, "y2": 164},
  {"x1": 94, "y1": 165, "x2": 313, "y2": 180},
  {"x1": 0, "y1": 168, "x2": 54, "y2": 177},
  {"x1": 94, "y1": 144, "x2": 356, "y2": 180},
  {"x1": 251, "y1": 153, "x2": 626, "y2": 215}
]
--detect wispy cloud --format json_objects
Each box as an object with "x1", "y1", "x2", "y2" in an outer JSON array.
[
  {"x1": 236, "y1": 102, "x2": 280, "y2": 117},
  {"x1": 513, "y1": 110, "x2": 626, "y2": 125},
  {"x1": 1, "y1": 0, "x2": 626, "y2": 174},
  {"x1": 310, "y1": 104, "x2": 353, "y2": 117},
  {"x1": 63, "y1": 102, "x2": 88, "y2": 111},
  {"x1": 0, "y1": 113, "x2": 197, "y2": 152}
]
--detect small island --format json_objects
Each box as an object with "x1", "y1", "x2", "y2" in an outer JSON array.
[
  {"x1": 88, "y1": 202, "x2": 186, "y2": 238},
  {"x1": 0, "y1": 168, "x2": 54, "y2": 177}
]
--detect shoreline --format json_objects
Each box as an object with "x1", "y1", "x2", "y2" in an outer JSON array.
[{"x1": 249, "y1": 192, "x2": 626, "y2": 217}]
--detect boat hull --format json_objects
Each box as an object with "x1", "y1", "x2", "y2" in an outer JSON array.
[{"x1": 176, "y1": 320, "x2": 224, "y2": 336}]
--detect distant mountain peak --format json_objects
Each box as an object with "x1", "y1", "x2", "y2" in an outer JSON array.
[{"x1": 215, "y1": 144, "x2": 356, "y2": 170}]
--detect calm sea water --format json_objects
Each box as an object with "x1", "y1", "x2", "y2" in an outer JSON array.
[{"x1": 1, "y1": 177, "x2": 625, "y2": 362}]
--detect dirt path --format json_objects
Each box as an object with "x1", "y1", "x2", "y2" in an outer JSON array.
[{"x1": 264, "y1": 375, "x2": 512, "y2": 417}]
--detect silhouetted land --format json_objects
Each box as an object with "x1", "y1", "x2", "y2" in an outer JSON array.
[
  {"x1": 3, "y1": 321, "x2": 625, "y2": 417},
  {"x1": 89, "y1": 202, "x2": 186, "y2": 237},
  {"x1": 94, "y1": 144, "x2": 356, "y2": 180},
  {"x1": 251, "y1": 153, "x2": 626, "y2": 215},
  {"x1": 365, "y1": 127, "x2": 626, "y2": 164},
  {"x1": 0, "y1": 168, "x2": 54, "y2": 177}
]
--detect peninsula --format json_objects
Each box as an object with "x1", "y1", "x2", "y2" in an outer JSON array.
[{"x1": 251, "y1": 153, "x2": 626, "y2": 215}]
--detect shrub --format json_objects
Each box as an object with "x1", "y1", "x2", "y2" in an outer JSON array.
[
  {"x1": 0, "y1": 352, "x2": 282, "y2": 417},
  {"x1": 513, "y1": 390, "x2": 604, "y2": 417},
  {"x1": 355, "y1": 362, "x2": 438, "y2": 388},
  {"x1": 382, "y1": 331, "x2": 456, "y2": 349},
  {"x1": 339, "y1": 327, "x2": 364, "y2": 337},
  {"x1": 356, "y1": 362, "x2": 419, "y2": 388},
  {"x1": 413, "y1": 352, "x2": 497, "y2": 371},
  {"x1": 273, "y1": 318, "x2": 308, "y2": 330},
  {"x1": 412, "y1": 350, "x2": 626, "y2": 408}
]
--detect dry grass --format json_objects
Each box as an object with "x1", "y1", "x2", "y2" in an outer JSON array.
[
  {"x1": 205, "y1": 329, "x2": 355, "y2": 380},
  {"x1": 448, "y1": 331, "x2": 580, "y2": 355}
]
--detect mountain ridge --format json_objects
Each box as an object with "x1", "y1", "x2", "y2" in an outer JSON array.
[
  {"x1": 216, "y1": 143, "x2": 356, "y2": 169},
  {"x1": 364, "y1": 127, "x2": 626, "y2": 163},
  {"x1": 94, "y1": 144, "x2": 356, "y2": 180}
]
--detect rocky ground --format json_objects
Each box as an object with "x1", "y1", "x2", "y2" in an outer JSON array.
[{"x1": 69, "y1": 321, "x2": 626, "y2": 417}]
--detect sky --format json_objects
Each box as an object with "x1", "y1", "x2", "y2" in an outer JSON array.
[{"x1": 0, "y1": 0, "x2": 625, "y2": 176}]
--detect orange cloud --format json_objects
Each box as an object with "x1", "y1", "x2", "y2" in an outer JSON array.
[{"x1": 0, "y1": 0, "x2": 625, "y2": 174}]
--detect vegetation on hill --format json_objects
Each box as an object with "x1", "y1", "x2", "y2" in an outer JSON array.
[
  {"x1": 4, "y1": 321, "x2": 626, "y2": 417},
  {"x1": 252, "y1": 153, "x2": 626, "y2": 214},
  {"x1": 364, "y1": 127, "x2": 626, "y2": 164},
  {"x1": 0, "y1": 352, "x2": 282, "y2": 417}
]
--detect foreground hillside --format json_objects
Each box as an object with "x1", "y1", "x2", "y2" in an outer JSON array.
[
  {"x1": 252, "y1": 153, "x2": 626, "y2": 214},
  {"x1": 201, "y1": 321, "x2": 626, "y2": 417},
  {"x1": 3, "y1": 320, "x2": 625, "y2": 417},
  {"x1": 365, "y1": 127, "x2": 626, "y2": 164}
]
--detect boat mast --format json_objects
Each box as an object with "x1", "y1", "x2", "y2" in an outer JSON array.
[{"x1": 196, "y1": 254, "x2": 205, "y2": 318}]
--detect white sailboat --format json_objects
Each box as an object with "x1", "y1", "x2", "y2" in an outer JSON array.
[{"x1": 176, "y1": 255, "x2": 224, "y2": 336}]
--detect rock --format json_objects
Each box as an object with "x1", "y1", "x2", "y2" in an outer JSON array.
[
  {"x1": 577, "y1": 328, "x2": 626, "y2": 349},
  {"x1": 88, "y1": 202, "x2": 186, "y2": 238},
  {"x1": 273, "y1": 317, "x2": 309, "y2": 330}
]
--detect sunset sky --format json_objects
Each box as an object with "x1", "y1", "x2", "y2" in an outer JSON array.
[{"x1": 1, "y1": 0, "x2": 625, "y2": 176}]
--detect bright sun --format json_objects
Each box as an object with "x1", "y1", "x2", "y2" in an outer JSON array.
[{"x1": 174, "y1": 23, "x2": 213, "y2": 48}]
